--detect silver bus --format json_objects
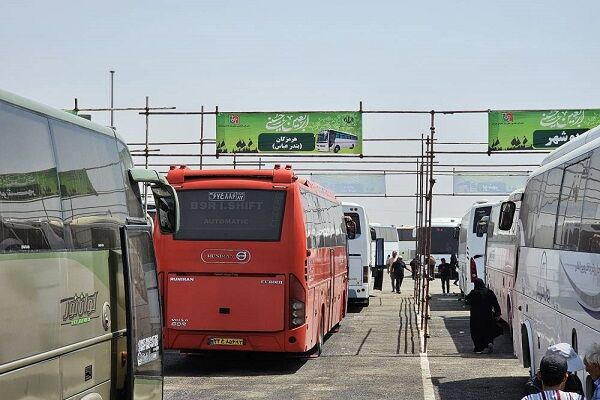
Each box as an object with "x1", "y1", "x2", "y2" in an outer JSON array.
[{"x1": 0, "y1": 89, "x2": 179, "y2": 400}]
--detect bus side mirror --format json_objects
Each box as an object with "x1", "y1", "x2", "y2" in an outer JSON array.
[
  {"x1": 370, "y1": 227, "x2": 377, "y2": 241},
  {"x1": 151, "y1": 185, "x2": 180, "y2": 234},
  {"x1": 345, "y1": 218, "x2": 356, "y2": 240},
  {"x1": 454, "y1": 227, "x2": 460, "y2": 239},
  {"x1": 129, "y1": 168, "x2": 180, "y2": 234},
  {"x1": 476, "y1": 216, "x2": 489, "y2": 238},
  {"x1": 498, "y1": 201, "x2": 516, "y2": 231}
]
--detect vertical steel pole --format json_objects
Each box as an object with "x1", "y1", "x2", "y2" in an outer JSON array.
[
  {"x1": 423, "y1": 111, "x2": 436, "y2": 351},
  {"x1": 414, "y1": 158, "x2": 420, "y2": 303},
  {"x1": 143, "y1": 96, "x2": 150, "y2": 215},
  {"x1": 200, "y1": 105, "x2": 204, "y2": 170},
  {"x1": 110, "y1": 70, "x2": 115, "y2": 129}
]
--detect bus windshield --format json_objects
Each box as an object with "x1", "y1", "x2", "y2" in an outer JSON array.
[
  {"x1": 174, "y1": 189, "x2": 286, "y2": 241},
  {"x1": 317, "y1": 131, "x2": 329, "y2": 143},
  {"x1": 431, "y1": 227, "x2": 458, "y2": 254}
]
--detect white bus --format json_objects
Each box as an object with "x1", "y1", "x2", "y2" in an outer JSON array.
[
  {"x1": 0, "y1": 88, "x2": 180, "y2": 399},
  {"x1": 458, "y1": 203, "x2": 494, "y2": 294},
  {"x1": 343, "y1": 202, "x2": 372, "y2": 306},
  {"x1": 499, "y1": 125, "x2": 600, "y2": 395},
  {"x1": 427, "y1": 217, "x2": 460, "y2": 275},
  {"x1": 397, "y1": 225, "x2": 416, "y2": 261},
  {"x1": 484, "y1": 189, "x2": 523, "y2": 327},
  {"x1": 316, "y1": 129, "x2": 358, "y2": 153}
]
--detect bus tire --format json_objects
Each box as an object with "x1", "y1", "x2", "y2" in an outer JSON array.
[
  {"x1": 334, "y1": 145, "x2": 340, "y2": 153},
  {"x1": 363, "y1": 298, "x2": 370, "y2": 307}
]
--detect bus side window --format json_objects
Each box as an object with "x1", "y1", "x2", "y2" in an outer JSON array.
[{"x1": 580, "y1": 151, "x2": 600, "y2": 252}]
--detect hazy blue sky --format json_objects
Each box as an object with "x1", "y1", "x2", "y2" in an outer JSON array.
[{"x1": 2, "y1": 0, "x2": 600, "y2": 224}]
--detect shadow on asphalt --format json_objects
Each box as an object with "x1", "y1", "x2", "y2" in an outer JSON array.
[
  {"x1": 431, "y1": 376, "x2": 528, "y2": 400},
  {"x1": 164, "y1": 350, "x2": 309, "y2": 377},
  {"x1": 347, "y1": 304, "x2": 367, "y2": 313},
  {"x1": 428, "y1": 292, "x2": 516, "y2": 358}
]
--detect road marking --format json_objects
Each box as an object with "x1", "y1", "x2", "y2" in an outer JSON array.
[{"x1": 420, "y1": 352, "x2": 436, "y2": 400}]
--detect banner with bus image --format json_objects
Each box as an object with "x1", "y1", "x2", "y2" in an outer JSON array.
[
  {"x1": 216, "y1": 112, "x2": 362, "y2": 154},
  {"x1": 488, "y1": 109, "x2": 600, "y2": 151}
]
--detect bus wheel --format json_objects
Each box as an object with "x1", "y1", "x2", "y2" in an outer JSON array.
[{"x1": 334, "y1": 145, "x2": 340, "y2": 153}]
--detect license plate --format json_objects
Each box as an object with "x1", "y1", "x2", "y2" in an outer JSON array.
[{"x1": 208, "y1": 337, "x2": 245, "y2": 346}]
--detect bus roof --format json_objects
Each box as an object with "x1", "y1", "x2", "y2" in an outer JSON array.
[
  {"x1": 166, "y1": 165, "x2": 339, "y2": 201},
  {"x1": 0, "y1": 88, "x2": 120, "y2": 141}
]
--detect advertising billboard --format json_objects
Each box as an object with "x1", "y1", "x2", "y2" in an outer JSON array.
[
  {"x1": 216, "y1": 112, "x2": 362, "y2": 154},
  {"x1": 488, "y1": 109, "x2": 600, "y2": 151}
]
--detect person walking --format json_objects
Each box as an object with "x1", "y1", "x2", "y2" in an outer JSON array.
[
  {"x1": 521, "y1": 354, "x2": 583, "y2": 400},
  {"x1": 450, "y1": 253, "x2": 459, "y2": 285},
  {"x1": 438, "y1": 258, "x2": 451, "y2": 295},
  {"x1": 525, "y1": 343, "x2": 585, "y2": 396},
  {"x1": 465, "y1": 278, "x2": 502, "y2": 353},
  {"x1": 409, "y1": 256, "x2": 418, "y2": 280},
  {"x1": 584, "y1": 343, "x2": 600, "y2": 400},
  {"x1": 426, "y1": 255, "x2": 436, "y2": 281},
  {"x1": 392, "y1": 256, "x2": 411, "y2": 294},
  {"x1": 387, "y1": 251, "x2": 399, "y2": 292}
]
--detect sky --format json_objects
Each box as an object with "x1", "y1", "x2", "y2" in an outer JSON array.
[{"x1": 2, "y1": 0, "x2": 600, "y2": 225}]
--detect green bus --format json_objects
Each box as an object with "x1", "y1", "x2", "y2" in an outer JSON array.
[{"x1": 0, "y1": 88, "x2": 179, "y2": 400}]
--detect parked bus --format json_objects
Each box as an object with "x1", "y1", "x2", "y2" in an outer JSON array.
[
  {"x1": 316, "y1": 129, "x2": 358, "y2": 153},
  {"x1": 484, "y1": 189, "x2": 523, "y2": 327},
  {"x1": 424, "y1": 218, "x2": 460, "y2": 276},
  {"x1": 0, "y1": 89, "x2": 179, "y2": 399},
  {"x1": 343, "y1": 202, "x2": 372, "y2": 306},
  {"x1": 154, "y1": 165, "x2": 350, "y2": 355},
  {"x1": 499, "y1": 125, "x2": 600, "y2": 394},
  {"x1": 458, "y1": 203, "x2": 494, "y2": 294},
  {"x1": 397, "y1": 225, "x2": 416, "y2": 261}
]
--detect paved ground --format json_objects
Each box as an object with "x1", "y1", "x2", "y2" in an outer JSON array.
[{"x1": 164, "y1": 277, "x2": 529, "y2": 399}]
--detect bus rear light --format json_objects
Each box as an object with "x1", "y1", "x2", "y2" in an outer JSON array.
[
  {"x1": 290, "y1": 274, "x2": 306, "y2": 328},
  {"x1": 470, "y1": 257, "x2": 477, "y2": 281},
  {"x1": 363, "y1": 265, "x2": 369, "y2": 283}
]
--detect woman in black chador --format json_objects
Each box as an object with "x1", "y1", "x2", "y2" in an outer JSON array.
[{"x1": 465, "y1": 278, "x2": 502, "y2": 353}]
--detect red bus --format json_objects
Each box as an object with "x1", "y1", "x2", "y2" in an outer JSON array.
[{"x1": 154, "y1": 165, "x2": 349, "y2": 354}]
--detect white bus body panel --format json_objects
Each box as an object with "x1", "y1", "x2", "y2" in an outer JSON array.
[
  {"x1": 343, "y1": 203, "x2": 372, "y2": 303},
  {"x1": 458, "y1": 204, "x2": 493, "y2": 294}
]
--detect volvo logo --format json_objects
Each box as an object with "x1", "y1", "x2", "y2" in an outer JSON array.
[
  {"x1": 236, "y1": 251, "x2": 249, "y2": 261},
  {"x1": 201, "y1": 249, "x2": 252, "y2": 264}
]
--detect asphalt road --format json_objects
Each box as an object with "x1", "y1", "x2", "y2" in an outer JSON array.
[{"x1": 164, "y1": 276, "x2": 529, "y2": 399}]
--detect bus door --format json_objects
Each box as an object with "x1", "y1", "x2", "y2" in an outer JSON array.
[
  {"x1": 329, "y1": 131, "x2": 335, "y2": 150},
  {"x1": 121, "y1": 225, "x2": 163, "y2": 400},
  {"x1": 373, "y1": 238, "x2": 384, "y2": 291}
]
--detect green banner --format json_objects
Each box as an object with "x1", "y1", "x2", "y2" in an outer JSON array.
[
  {"x1": 488, "y1": 110, "x2": 600, "y2": 151},
  {"x1": 216, "y1": 112, "x2": 362, "y2": 154}
]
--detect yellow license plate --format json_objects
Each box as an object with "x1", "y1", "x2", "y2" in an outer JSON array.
[{"x1": 208, "y1": 337, "x2": 245, "y2": 346}]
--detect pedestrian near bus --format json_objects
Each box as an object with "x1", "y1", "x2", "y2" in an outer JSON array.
[
  {"x1": 387, "y1": 251, "x2": 399, "y2": 292},
  {"x1": 465, "y1": 278, "x2": 502, "y2": 353},
  {"x1": 392, "y1": 256, "x2": 411, "y2": 294},
  {"x1": 584, "y1": 343, "x2": 600, "y2": 400},
  {"x1": 409, "y1": 256, "x2": 418, "y2": 280},
  {"x1": 521, "y1": 354, "x2": 584, "y2": 400},
  {"x1": 438, "y1": 258, "x2": 451, "y2": 295},
  {"x1": 450, "y1": 253, "x2": 459, "y2": 285}
]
